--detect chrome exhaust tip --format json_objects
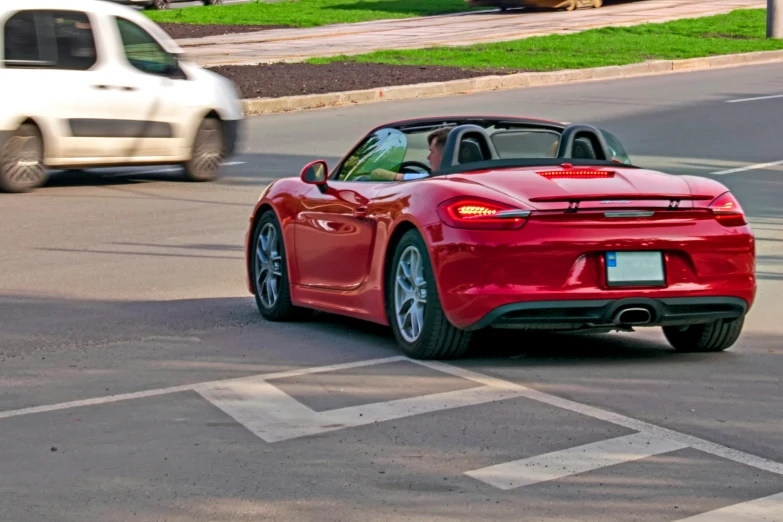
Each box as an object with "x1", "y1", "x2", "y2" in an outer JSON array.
[{"x1": 615, "y1": 307, "x2": 652, "y2": 325}]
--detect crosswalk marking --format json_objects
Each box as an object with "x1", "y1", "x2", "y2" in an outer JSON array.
[
  {"x1": 194, "y1": 362, "x2": 529, "y2": 443},
  {"x1": 673, "y1": 491, "x2": 783, "y2": 521},
  {"x1": 465, "y1": 432, "x2": 687, "y2": 490}
]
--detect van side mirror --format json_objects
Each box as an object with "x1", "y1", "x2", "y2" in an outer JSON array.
[{"x1": 301, "y1": 160, "x2": 328, "y2": 185}]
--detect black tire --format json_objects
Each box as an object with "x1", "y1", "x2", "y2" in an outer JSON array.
[
  {"x1": 250, "y1": 211, "x2": 310, "y2": 321},
  {"x1": 152, "y1": 0, "x2": 171, "y2": 9},
  {"x1": 203, "y1": 0, "x2": 224, "y2": 4},
  {"x1": 663, "y1": 317, "x2": 745, "y2": 353},
  {"x1": 183, "y1": 117, "x2": 224, "y2": 182},
  {"x1": 386, "y1": 229, "x2": 472, "y2": 359},
  {"x1": 0, "y1": 123, "x2": 48, "y2": 193}
]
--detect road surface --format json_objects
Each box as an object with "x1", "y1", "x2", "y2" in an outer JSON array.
[{"x1": 1, "y1": 63, "x2": 782, "y2": 521}]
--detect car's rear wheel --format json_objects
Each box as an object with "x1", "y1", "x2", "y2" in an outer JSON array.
[
  {"x1": 183, "y1": 117, "x2": 224, "y2": 182},
  {"x1": 251, "y1": 211, "x2": 309, "y2": 321},
  {"x1": 203, "y1": 0, "x2": 224, "y2": 4},
  {"x1": 148, "y1": 0, "x2": 171, "y2": 9},
  {"x1": 662, "y1": 317, "x2": 744, "y2": 353},
  {"x1": 387, "y1": 229, "x2": 472, "y2": 359},
  {"x1": 0, "y1": 123, "x2": 47, "y2": 193}
]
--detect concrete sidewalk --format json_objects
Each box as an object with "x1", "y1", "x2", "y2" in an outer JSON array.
[{"x1": 178, "y1": 0, "x2": 766, "y2": 67}]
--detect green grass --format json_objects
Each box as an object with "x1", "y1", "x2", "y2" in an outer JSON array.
[
  {"x1": 144, "y1": 0, "x2": 483, "y2": 27},
  {"x1": 308, "y1": 9, "x2": 783, "y2": 71}
]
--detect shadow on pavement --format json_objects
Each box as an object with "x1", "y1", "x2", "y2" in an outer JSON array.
[
  {"x1": 37, "y1": 153, "x2": 343, "y2": 191},
  {"x1": 0, "y1": 292, "x2": 751, "y2": 366}
]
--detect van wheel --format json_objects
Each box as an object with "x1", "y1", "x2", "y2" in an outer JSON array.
[
  {"x1": 183, "y1": 118, "x2": 224, "y2": 182},
  {"x1": 0, "y1": 123, "x2": 47, "y2": 193}
]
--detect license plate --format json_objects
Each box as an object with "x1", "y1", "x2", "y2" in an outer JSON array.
[{"x1": 605, "y1": 251, "x2": 665, "y2": 287}]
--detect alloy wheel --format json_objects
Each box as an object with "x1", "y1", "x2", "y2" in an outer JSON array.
[
  {"x1": 394, "y1": 245, "x2": 427, "y2": 343},
  {"x1": 255, "y1": 223, "x2": 283, "y2": 309},
  {"x1": 191, "y1": 125, "x2": 223, "y2": 175},
  {"x1": 2, "y1": 132, "x2": 45, "y2": 190}
]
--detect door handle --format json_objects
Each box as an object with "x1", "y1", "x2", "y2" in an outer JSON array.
[
  {"x1": 354, "y1": 207, "x2": 368, "y2": 219},
  {"x1": 91, "y1": 85, "x2": 137, "y2": 91}
]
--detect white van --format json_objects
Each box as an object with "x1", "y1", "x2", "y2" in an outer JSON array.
[{"x1": 0, "y1": 0, "x2": 244, "y2": 193}]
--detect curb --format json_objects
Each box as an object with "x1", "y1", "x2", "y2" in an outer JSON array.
[{"x1": 241, "y1": 50, "x2": 783, "y2": 116}]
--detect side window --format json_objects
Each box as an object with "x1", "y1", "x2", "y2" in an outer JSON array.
[
  {"x1": 115, "y1": 17, "x2": 177, "y2": 76},
  {"x1": 3, "y1": 10, "x2": 96, "y2": 70},
  {"x1": 334, "y1": 128, "x2": 408, "y2": 181},
  {"x1": 51, "y1": 11, "x2": 98, "y2": 70},
  {"x1": 600, "y1": 129, "x2": 632, "y2": 165},
  {"x1": 3, "y1": 11, "x2": 43, "y2": 66}
]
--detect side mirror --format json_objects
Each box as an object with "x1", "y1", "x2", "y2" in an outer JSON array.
[{"x1": 301, "y1": 160, "x2": 328, "y2": 185}]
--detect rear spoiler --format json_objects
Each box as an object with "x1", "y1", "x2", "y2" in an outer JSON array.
[{"x1": 529, "y1": 193, "x2": 714, "y2": 202}]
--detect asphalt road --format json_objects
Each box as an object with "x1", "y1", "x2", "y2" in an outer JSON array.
[{"x1": 1, "y1": 63, "x2": 782, "y2": 522}]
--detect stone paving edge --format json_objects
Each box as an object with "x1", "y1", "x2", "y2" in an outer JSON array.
[{"x1": 241, "y1": 50, "x2": 783, "y2": 116}]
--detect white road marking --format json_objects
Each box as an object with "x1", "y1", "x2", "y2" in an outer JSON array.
[
  {"x1": 466, "y1": 432, "x2": 687, "y2": 490},
  {"x1": 673, "y1": 491, "x2": 783, "y2": 521},
  {"x1": 196, "y1": 365, "x2": 528, "y2": 443},
  {"x1": 0, "y1": 384, "x2": 196, "y2": 421},
  {"x1": 0, "y1": 356, "x2": 405, "y2": 421},
  {"x1": 726, "y1": 94, "x2": 783, "y2": 103},
  {"x1": 430, "y1": 363, "x2": 783, "y2": 477},
  {"x1": 222, "y1": 161, "x2": 246, "y2": 166},
  {"x1": 711, "y1": 160, "x2": 783, "y2": 175},
  {"x1": 1, "y1": 356, "x2": 782, "y2": 480}
]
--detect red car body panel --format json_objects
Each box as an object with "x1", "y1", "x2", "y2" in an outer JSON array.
[{"x1": 245, "y1": 116, "x2": 755, "y2": 332}]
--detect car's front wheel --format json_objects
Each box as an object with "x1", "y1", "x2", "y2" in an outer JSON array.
[
  {"x1": 251, "y1": 211, "x2": 309, "y2": 321},
  {"x1": 0, "y1": 123, "x2": 48, "y2": 193},
  {"x1": 387, "y1": 229, "x2": 472, "y2": 359},
  {"x1": 183, "y1": 117, "x2": 224, "y2": 182},
  {"x1": 662, "y1": 317, "x2": 744, "y2": 353}
]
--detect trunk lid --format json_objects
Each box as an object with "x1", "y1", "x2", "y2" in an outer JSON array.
[{"x1": 447, "y1": 166, "x2": 712, "y2": 211}]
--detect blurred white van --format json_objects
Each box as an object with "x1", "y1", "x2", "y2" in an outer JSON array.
[{"x1": 0, "y1": 0, "x2": 244, "y2": 192}]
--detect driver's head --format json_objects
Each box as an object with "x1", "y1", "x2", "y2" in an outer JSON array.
[{"x1": 427, "y1": 127, "x2": 450, "y2": 172}]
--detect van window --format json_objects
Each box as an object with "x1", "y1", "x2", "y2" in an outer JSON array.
[
  {"x1": 115, "y1": 17, "x2": 178, "y2": 76},
  {"x1": 3, "y1": 10, "x2": 97, "y2": 70}
]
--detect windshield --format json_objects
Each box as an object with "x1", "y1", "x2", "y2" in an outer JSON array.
[
  {"x1": 333, "y1": 123, "x2": 631, "y2": 180},
  {"x1": 336, "y1": 128, "x2": 408, "y2": 181}
]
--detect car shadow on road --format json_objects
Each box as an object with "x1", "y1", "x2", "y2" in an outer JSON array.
[{"x1": 37, "y1": 153, "x2": 343, "y2": 191}]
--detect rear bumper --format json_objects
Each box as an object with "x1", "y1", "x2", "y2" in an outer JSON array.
[{"x1": 466, "y1": 296, "x2": 748, "y2": 331}]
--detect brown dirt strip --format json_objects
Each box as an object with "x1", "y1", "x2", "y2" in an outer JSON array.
[
  {"x1": 209, "y1": 62, "x2": 525, "y2": 99},
  {"x1": 158, "y1": 23, "x2": 289, "y2": 40}
]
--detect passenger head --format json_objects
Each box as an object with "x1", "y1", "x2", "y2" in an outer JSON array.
[{"x1": 426, "y1": 127, "x2": 451, "y2": 172}]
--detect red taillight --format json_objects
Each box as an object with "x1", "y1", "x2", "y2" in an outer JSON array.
[
  {"x1": 536, "y1": 169, "x2": 615, "y2": 179},
  {"x1": 437, "y1": 197, "x2": 530, "y2": 230},
  {"x1": 709, "y1": 192, "x2": 747, "y2": 226}
]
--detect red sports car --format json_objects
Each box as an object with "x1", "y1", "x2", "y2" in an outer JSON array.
[{"x1": 244, "y1": 116, "x2": 755, "y2": 359}]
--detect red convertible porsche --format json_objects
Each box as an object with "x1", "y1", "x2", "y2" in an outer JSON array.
[{"x1": 244, "y1": 116, "x2": 755, "y2": 359}]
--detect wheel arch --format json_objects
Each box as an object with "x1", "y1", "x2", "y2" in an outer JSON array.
[
  {"x1": 9, "y1": 117, "x2": 49, "y2": 161},
  {"x1": 381, "y1": 219, "x2": 422, "y2": 318}
]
